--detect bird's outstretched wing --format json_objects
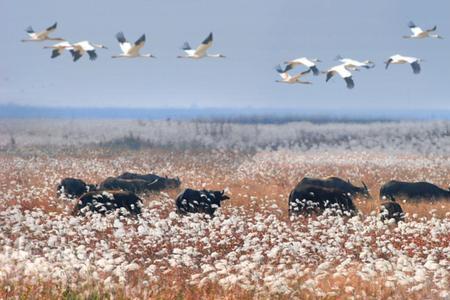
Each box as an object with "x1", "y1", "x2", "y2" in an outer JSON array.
[
  {"x1": 275, "y1": 64, "x2": 293, "y2": 74},
  {"x1": 292, "y1": 68, "x2": 311, "y2": 81},
  {"x1": 300, "y1": 68, "x2": 312, "y2": 76},
  {"x1": 70, "y1": 49, "x2": 82, "y2": 62},
  {"x1": 87, "y1": 50, "x2": 98, "y2": 61},
  {"x1": 116, "y1": 32, "x2": 132, "y2": 54},
  {"x1": 410, "y1": 61, "x2": 421, "y2": 74},
  {"x1": 116, "y1": 32, "x2": 127, "y2": 43},
  {"x1": 275, "y1": 64, "x2": 290, "y2": 80},
  {"x1": 408, "y1": 21, "x2": 424, "y2": 35},
  {"x1": 275, "y1": 64, "x2": 285, "y2": 74},
  {"x1": 127, "y1": 34, "x2": 146, "y2": 56},
  {"x1": 385, "y1": 58, "x2": 393, "y2": 69},
  {"x1": 51, "y1": 49, "x2": 61, "y2": 59},
  {"x1": 46, "y1": 22, "x2": 57, "y2": 32},
  {"x1": 426, "y1": 25, "x2": 437, "y2": 32},
  {"x1": 310, "y1": 66, "x2": 320, "y2": 76},
  {"x1": 344, "y1": 77, "x2": 355, "y2": 89},
  {"x1": 134, "y1": 34, "x2": 146, "y2": 47},
  {"x1": 194, "y1": 32, "x2": 213, "y2": 56},
  {"x1": 25, "y1": 26, "x2": 34, "y2": 34},
  {"x1": 181, "y1": 42, "x2": 192, "y2": 50},
  {"x1": 326, "y1": 71, "x2": 335, "y2": 82}
]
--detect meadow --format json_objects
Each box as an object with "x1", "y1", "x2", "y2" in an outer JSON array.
[{"x1": 0, "y1": 119, "x2": 449, "y2": 299}]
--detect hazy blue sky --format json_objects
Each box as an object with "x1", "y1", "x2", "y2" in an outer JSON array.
[{"x1": 0, "y1": 0, "x2": 449, "y2": 109}]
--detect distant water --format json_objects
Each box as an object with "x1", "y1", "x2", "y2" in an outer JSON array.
[{"x1": 1, "y1": 104, "x2": 449, "y2": 123}]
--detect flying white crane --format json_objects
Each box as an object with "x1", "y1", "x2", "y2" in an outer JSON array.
[
  {"x1": 69, "y1": 41, "x2": 108, "y2": 62},
  {"x1": 403, "y1": 21, "x2": 443, "y2": 39},
  {"x1": 112, "y1": 32, "x2": 155, "y2": 58},
  {"x1": 324, "y1": 64, "x2": 355, "y2": 89},
  {"x1": 275, "y1": 64, "x2": 312, "y2": 84},
  {"x1": 284, "y1": 57, "x2": 321, "y2": 75},
  {"x1": 385, "y1": 54, "x2": 422, "y2": 74},
  {"x1": 22, "y1": 22, "x2": 64, "y2": 42},
  {"x1": 177, "y1": 33, "x2": 225, "y2": 59},
  {"x1": 335, "y1": 55, "x2": 375, "y2": 70},
  {"x1": 43, "y1": 41, "x2": 73, "y2": 59}
]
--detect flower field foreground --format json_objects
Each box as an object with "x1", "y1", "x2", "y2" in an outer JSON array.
[{"x1": 0, "y1": 120, "x2": 449, "y2": 299}]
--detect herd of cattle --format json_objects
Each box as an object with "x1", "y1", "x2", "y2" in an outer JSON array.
[{"x1": 58, "y1": 173, "x2": 450, "y2": 222}]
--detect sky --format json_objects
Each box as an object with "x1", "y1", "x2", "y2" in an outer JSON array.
[{"x1": 0, "y1": 0, "x2": 449, "y2": 110}]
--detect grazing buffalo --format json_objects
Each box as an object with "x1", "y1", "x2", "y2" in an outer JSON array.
[
  {"x1": 289, "y1": 184, "x2": 357, "y2": 216},
  {"x1": 380, "y1": 202, "x2": 405, "y2": 223},
  {"x1": 298, "y1": 177, "x2": 371, "y2": 199},
  {"x1": 176, "y1": 189, "x2": 230, "y2": 216},
  {"x1": 57, "y1": 177, "x2": 96, "y2": 198},
  {"x1": 73, "y1": 190, "x2": 142, "y2": 215},
  {"x1": 117, "y1": 172, "x2": 181, "y2": 190},
  {"x1": 380, "y1": 180, "x2": 450, "y2": 201},
  {"x1": 99, "y1": 177, "x2": 159, "y2": 194}
]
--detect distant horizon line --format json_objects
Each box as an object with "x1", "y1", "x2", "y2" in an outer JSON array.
[
  {"x1": 1, "y1": 103, "x2": 450, "y2": 112},
  {"x1": 1, "y1": 103, "x2": 450, "y2": 121}
]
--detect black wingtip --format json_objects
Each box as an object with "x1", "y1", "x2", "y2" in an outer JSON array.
[
  {"x1": 135, "y1": 34, "x2": 145, "y2": 45},
  {"x1": 385, "y1": 59, "x2": 392, "y2": 70},
  {"x1": 116, "y1": 32, "x2": 126, "y2": 43},
  {"x1": 325, "y1": 72, "x2": 333, "y2": 82},
  {"x1": 408, "y1": 21, "x2": 416, "y2": 28},
  {"x1": 202, "y1": 32, "x2": 213, "y2": 44},
  {"x1": 87, "y1": 50, "x2": 98, "y2": 61},
  {"x1": 181, "y1": 42, "x2": 191, "y2": 50},
  {"x1": 70, "y1": 50, "x2": 82, "y2": 62},
  {"x1": 25, "y1": 26, "x2": 34, "y2": 33},
  {"x1": 47, "y1": 22, "x2": 57, "y2": 31},
  {"x1": 51, "y1": 49, "x2": 60, "y2": 59},
  {"x1": 275, "y1": 64, "x2": 283, "y2": 73},
  {"x1": 310, "y1": 66, "x2": 319, "y2": 76},
  {"x1": 345, "y1": 77, "x2": 355, "y2": 89},
  {"x1": 411, "y1": 61, "x2": 421, "y2": 74}
]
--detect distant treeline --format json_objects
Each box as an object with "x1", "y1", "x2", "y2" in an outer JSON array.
[
  {"x1": 1, "y1": 104, "x2": 450, "y2": 124},
  {"x1": 193, "y1": 115, "x2": 396, "y2": 124}
]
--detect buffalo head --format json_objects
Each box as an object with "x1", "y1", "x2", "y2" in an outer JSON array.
[{"x1": 214, "y1": 190, "x2": 230, "y2": 201}]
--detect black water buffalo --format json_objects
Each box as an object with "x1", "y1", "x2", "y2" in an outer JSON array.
[
  {"x1": 57, "y1": 177, "x2": 96, "y2": 198},
  {"x1": 99, "y1": 177, "x2": 159, "y2": 194},
  {"x1": 380, "y1": 201, "x2": 405, "y2": 223},
  {"x1": 298, "y1": 177, "x2": 371, "y2": 199},
  {"x1": 117, "y1": 172, "x2": 181, "y2": 190},
  {"x1": 289, "y1": 184, "x2": 357, "y2": 216},
  {"x1": 380, "y1": 180, "x2": 450, "y2": 201},
  {"x1": 73, "y1": 190, "x2": 142, "y2": 215},
  {"x1": 176, "y1": 189, "x2": 230, "y2": 216}
]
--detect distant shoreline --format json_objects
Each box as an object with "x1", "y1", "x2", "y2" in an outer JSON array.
[{"x1": 1, "y1": 104, "x2": 449, "y2": 123}]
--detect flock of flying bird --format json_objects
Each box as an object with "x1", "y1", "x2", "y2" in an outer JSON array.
[
  {"x1": 22, "y1": 21, "x2": 443, "y2": 89},
  {"x1": 275, "y1": 21, "x2": 443, "y2": 89},
  {"x1": 22, "y1": 22, "x2": 224, "y2": 61}
]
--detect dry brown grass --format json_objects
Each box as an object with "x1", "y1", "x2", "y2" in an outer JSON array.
[{"x1": 0, "y1": 148, "x2": 449, "y2": 299}]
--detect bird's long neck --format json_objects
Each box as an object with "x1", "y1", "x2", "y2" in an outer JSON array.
[{"x1": 207, "y1": 53, "x2": 224, "y2": 58}]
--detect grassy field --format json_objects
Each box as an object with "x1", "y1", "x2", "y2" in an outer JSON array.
[{"x1": 0, "y1": 120, "x2": 449, "y2": 299}]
